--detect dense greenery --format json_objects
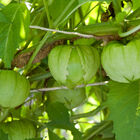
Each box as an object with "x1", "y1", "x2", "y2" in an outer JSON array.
[{"x1": 0, "y1": 0, "x2": 140, "y2": 140}]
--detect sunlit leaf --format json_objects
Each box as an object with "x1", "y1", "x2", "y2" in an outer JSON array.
[
  {"x1": 48, "y1": 129, "x2": 66, "y2": 140},
  {"x1": 112, "y1": 0, "x2": 121, "y2": 15},
  {"x1": 133, "y1": 0, "x2": 140, "y2": 10},
  {"x1": 106, "y1": 81, "x2": 140, "y2": 140},
  {"x1": 0, "y1": 3, "x2": 30, "y2": 67},
  {"x1": 48, "y1": 0, "x2": 111, "y2": 27},
  {"x1": 46, "y1": 102, "x2": 83, "y2": 140}
]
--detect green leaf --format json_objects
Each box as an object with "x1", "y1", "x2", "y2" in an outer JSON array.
[
  {"x1": 106, "y1": 80, "x2": 140, "y2": 140},
  {"x1": 112, "y1": 0, "x2": 121, "y2": 15},
  {"x1": 0, "y1": 12, "x2": 9, "y2": 23},
  {"x1": 94, "y1": 137, "x2": 115, "y2": 140},
  {"x1": 83, "y1": 121, "x2": 113, "y2": 140},
  {"x1": 46, "y1": 102, "x2": 83, "y2": 140},
  {"x1": 133, "y1": 0, "x2": 140, "y2": 10},
  {"x1": 46, "y1": 102, "x2": 74, "y2": 129},
  {"x1": 0, "y1": 129, "x2": 8, "y2": 140},
  {"x1": 127, "y1": 7, "x2": 140, "y2": 19},
  {"x1": 115, "y1": 12, "x2": 126, "y2": 23},
  {"x1": 29, "y1": 72, "x2": 52, "y2": 81},
  {"x1": 74, "y1": 38, "x2": 96, "y2": 45},
  {"x1": 77, "y1": 22, "x2": 121, "y2": 35},
  {"x1": 0, "y1": 3, "x2": 4, "y2": 9},
  {"x1": 48, "y1": 0, "x2": 111, "y2": 27},
  {"x1": 48, "y1": 129, "x2": 66, "y2": 140},
  {"x1": 25, "y1": 138, "x2": 43, "y2": 140},
  {"x1": 0, "y1": 3, "x2": 30, "y2": 68}
]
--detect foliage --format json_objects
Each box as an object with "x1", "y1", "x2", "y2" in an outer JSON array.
[
  {"x1": 46, "y1": 102, "x2": 83, "y2": 140},
  {"x1": 106, "y1": 81, "x2": 140, "y2": 140},
  {"x1": 0, "y1": 3, "x2": 30, "y2": 68}
]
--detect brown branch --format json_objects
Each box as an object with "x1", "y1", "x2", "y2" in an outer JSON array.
[{"x1": 12, "y1": 40, "x2": 64, "y2": 68}]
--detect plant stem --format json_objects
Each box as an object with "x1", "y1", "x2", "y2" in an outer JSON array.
[
  {"x1": 127, "y1": 19, "x2": 140, "y2": 26},
  {"x1": 75, "y1": 3, "x2": 100, "y2": 28},
  {"x1": 96, "y1": 4, "x2": 101, "y2": 23},
  {"x1": 78, "y1": 6, "x2": 85, "y2": 26},
  {"x1": 119, "y1": 24, "x2": 140, "y2": 37},
  {"x1": 24, "y1": 31, "x2": 52, "y2": 74},
  {"x1": 30, "y1": 81, "x2": 109, "y2": 93},
  {"x1": 127, "y1": 7, "x2": 140, "y2": 20},
  {"x1": 83, "y1": 121, "x2": 112, "y2": 140},
  {"x1": 43, "y1": 0, "x2": 53, "y2": 28},
  {"x1": 54, "y1": 0, "x2": 75, "y2": 26},
  {"x1": 29, "y1": 72, "x2": 52, "y2": 81},
  {"x1": 71, "y1": 105, "x2": 106, "y2": 120},
  {"x1": 29, "y1": 0, "x2": 37, "y2": 12},
  {"x1": 30, "y1": 25, "x2": 95, "y2": 38}
]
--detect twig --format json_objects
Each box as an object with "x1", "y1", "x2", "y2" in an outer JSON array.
[
  {"x1": 30, "y1": 81, "x2": 109, "y2": 93},
  {"x1": 30, "y1": 25, "x2": 95, "y2": 38}
]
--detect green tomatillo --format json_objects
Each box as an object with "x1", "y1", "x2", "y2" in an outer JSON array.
[
  {"x1": 48, "y1": 82, "x2": 87, "y2": 109},
  {"x1": 48, "y1": 45, "x2": 100, "y2": 88},
  {"x1": 0, "y1": 119, "x2": 36, "y2": 140},
  {"x1": 0, "y1": 70, "x2": 30, "y2": 108},
  {"x1": 101, "y1": 39, "x2": 140, "y2": 83}
]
